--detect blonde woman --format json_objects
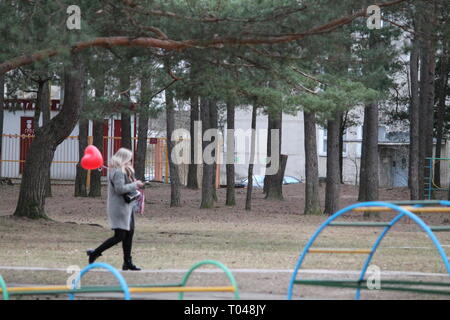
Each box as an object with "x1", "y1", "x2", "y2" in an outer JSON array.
[{"x1": 87, "y1": 148, "x2": 144, "y2": 271}]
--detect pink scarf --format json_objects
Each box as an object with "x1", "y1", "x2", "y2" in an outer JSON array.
[{"x1": 136, "y1": 188, "x2": 145, "y2": 215}]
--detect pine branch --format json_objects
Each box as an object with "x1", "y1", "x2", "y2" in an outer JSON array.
[
  {"x1": 0, "y1": 0, "x2": 407, "y2": 75},
  {"x1": 292, "y1": 67, "x2": 327, "y2": 86},
  {"x1": 120, "y1": 0, "x2": 308, "y2": 24}
]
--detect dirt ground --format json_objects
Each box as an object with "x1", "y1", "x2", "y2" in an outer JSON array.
[{"x1": 0, "y1": 182, "x2": 449, "y2": 300}]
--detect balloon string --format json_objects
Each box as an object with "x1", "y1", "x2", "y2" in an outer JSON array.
[{"x1": 98, "y1": 165, "x2": 108, "y2": 172}]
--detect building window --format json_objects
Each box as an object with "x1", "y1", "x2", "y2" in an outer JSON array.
[{"x1": 318, "y1": 127, "x2": 348, "y2": 157}]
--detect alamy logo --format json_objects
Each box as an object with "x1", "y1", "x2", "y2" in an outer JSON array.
[
  {"x1": 366, "y1": 265, "x2": 381, "y2": 290},
  {"x1": 66, "y1": 265, "x2": 81, "y2": 289},
  {"x1": 367, "y1": 5, "x2": 382, "y2": 30},
  {"x1": 66, "y1": 5, "x2": 81, "y2": 30},
  {"x1": 170, "y1": 124, "x2": 281, "y2": 175}
]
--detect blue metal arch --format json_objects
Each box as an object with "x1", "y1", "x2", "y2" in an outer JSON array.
[
  {"x1": 287, "y1": 201, "x2": 450, "y2": 300},
  {"x1": 68, "y1": 262, "x2": 131, "y2": 300}
]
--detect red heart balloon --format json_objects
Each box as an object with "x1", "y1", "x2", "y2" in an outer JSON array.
[{"x1": 80, "y1": 145, "x2": 104, "y2": 170}]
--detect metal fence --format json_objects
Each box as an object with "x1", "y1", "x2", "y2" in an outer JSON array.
[
  {"x1": 1, "y1": 134, "x2": 79, "y2": 179},
  {"x1": 0, "y1": 134, "x2": 191, "y2": 184}
]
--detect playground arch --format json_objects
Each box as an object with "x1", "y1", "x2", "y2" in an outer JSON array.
[{"x1": 288, "y1": 201, "x2": 450, "y2": 300}]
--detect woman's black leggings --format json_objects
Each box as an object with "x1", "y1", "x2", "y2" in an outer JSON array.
[{"x1": 94, "y1": 216, "x2": 135, "y2": 260}]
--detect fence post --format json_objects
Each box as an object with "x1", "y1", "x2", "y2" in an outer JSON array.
[
  {"x1": 165, "y1": 139, "x2": 169, "y2": 184},
  {"x1": 86, "y1": 135, "x2": 93, "y2": 192},
  {"x1": 155, "y1": 139, "x2": 163, "y2": 182}
]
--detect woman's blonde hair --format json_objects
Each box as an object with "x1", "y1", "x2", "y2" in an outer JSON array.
[{"x1": 109, "y1": 148, "x2": 134, "y2": 174}]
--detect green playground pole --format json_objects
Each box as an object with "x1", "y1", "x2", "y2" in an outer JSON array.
[
  {"x1": 179, "y1": 260, "x2": 240, "y2": 300},
  {"x1": 0, "y1": 275, "x2": 9, "y2": 300}
]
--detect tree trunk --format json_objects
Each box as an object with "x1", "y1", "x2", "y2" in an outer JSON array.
[
  {"x1": 265, "y1": 154, "x2": 288, "y2": 201},
  {"x1": 339, "y1": 112, "x2": 348, "y2": 184},
  {"x1": 409, "y1": 33, "x2": 420, "y2": 200},
  {"x1": 265, "y1": 156, "x2": 286, "y2": 200},
  {"x1": 200, "y1": 98, "x2": 215, "y2": 209},
  {"x1": 358, "y1": 103, "x2": 379, "y2": 218},
  {"x1": 75, "y1": 72, "x2": 88, "y2": 197},
  {"x1": 448, "y1": 175, "x2": 450, "y2": 201},
  {"x1": 135, "y1": 113, "x2": 148, "y2": 181},
  {"x1": 33, "y1": 81, "x2": 43, "y2": 129},
  {"x1": 303, "y1": 111, "x2": 321, "y2": 215},
  {"x1": 418, "y1": 4, "x2": 437, "y2": 199},
  {"x1": 120, "y1": 74, "x2": 132, "y2": 150},
  {"x1": 364, "y1": 103, "x2": 379, "y2": 202},
  {"x1": 186, "y1": 95, "x2": 199, "y2": 189},
  {"x1": 14, "y1": 54, "x2": 85, "y2": 219},
  {"x1": 358, "y1": 103, "x2": 379, "y2": 203},
  {"x1": 433, "y1": 49, "x2": 448, "y2": 187},
  {"x1": 0, "y1": 75, "x2": 4, "y2": 178},
  {"x1": 245, "y1": 104, "x2": 258, "y2": 211},
  {"x1": 165, "y1": 87, "x2": 181, "y2": 207},
  {"x1": 75, "y1": 118, "x2": 88, "y2": 197},
  {"x1": 358, "y1": 110, "x2": 368, "y2": 201},
  {"x1": 225, "y1": 101, "x2": 236, "y2": 206},
  {"x1": 41, "y1": 81, "x2": 52, "y2": 197},
  {"x1": 210, "y1": 99, "x2": 218, "y2": 202},
  {"x1": 134, "y1": 77, "x2": 150, "y2": 182},
  {"x1": 89, "y1": 73, "x2": 106, "y2": 197},
  {"x1": 88, "y1": 120, "x2": 104, "y2": 197},
  {"x1": 324, "y1": 115, "x2": 341, "y2": 215},
  {"x1": 33, "y1": 80, "x2": 52, "y2": 197},
  {"x1": 264, "y1": 109, "x2": 283, "y2": 200},
  {"x1": 358, "y1": 32, "x2": 380, "y2": 207}
]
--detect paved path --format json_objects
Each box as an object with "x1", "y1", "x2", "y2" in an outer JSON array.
[
  {"x1": 0, "y1": 266, "x2": 448, "y2": 277},
  {"x1": 2, "y1": 266, "x2": 448, "y2": 300}
]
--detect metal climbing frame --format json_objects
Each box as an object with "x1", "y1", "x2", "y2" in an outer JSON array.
[
  {"x1": 287, "y1": 201, "x2": 450, "y2": 300},
  {"x1": 68, "y1": 262, "x2": 131, "y2": 300},
  {"x1": 179, "y1": 259, "x2": 240, "y2": 300},
  {"x1": 424, "y1": 157, "x2": 450, "y2": 200},
  {"x1": 0, "y1": 260, "x2": 239, "y2": 300}
]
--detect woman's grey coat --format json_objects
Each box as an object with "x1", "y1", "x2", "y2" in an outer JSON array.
[{"x1": 107, "y1": 168, "x2": 138, "y2": 231}]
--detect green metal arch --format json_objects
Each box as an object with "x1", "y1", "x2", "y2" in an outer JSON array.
[
  {"x1": 0, "y1": 275, "x2": 9, "y2": 300},
  {"x1": 179, "y1": 260, "x2": 240, "y2": 300}
]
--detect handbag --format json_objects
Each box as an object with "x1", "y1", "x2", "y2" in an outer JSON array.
[
  {"x1": 123, "y1": 190, "x2": 140, "y2": 203},
  {"x1": 110, "y1": 176, "x2": 141, "y2": 203}
]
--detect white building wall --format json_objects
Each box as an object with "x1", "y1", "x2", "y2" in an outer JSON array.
[
  {"x1": 227, "y1": 108, "x2": 364, "y2": 184},
  {"x1": 224, "y1": 108, "x2": 306, "y2": 181}
]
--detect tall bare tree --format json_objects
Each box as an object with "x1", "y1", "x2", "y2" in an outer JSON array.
[
  {"x1": 186, "y1": 95, "x2": 199, "y2": 189},
  {"x1": 89, "y1": 72, "x2": 106, "y2": 197},
  {"x1": 165, "y1": 86, "x2": 181, "y2": 207},
  {"x1": 304, "y1": 111, "x2": 321, "y2": 214},
  {"x1": 14, "y1": 54, "x2": 85, "y2": 219},
  {"x1": 408, "y1": 31, "x2": 420, "y2": 200},
  {"x1": 245, "y1": 104, "x2": 258, "y2": 211},
  {"x1": 264, "y1": 109, "x2": 284, "y2": 200},
  {"x1": 74, "y1": 74, "x2": 88, "y2": 197},
  {"x1": 225, "y1": 101, "x2": 236, "y2": 206},
  {"x1": 324, "y1": 113, "x2": 342, "y2": 215},
  {"x1": 135, "y1": 76, "x2": 151, "y2": 182},
  {"x1": 200, "y1": 98, "x2": 215, "y2": 208}
]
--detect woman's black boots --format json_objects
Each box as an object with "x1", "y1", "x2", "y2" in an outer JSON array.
[
  {"x1": 123, "y1": 256, "x2": 141, "y2": 271},
  {"x1": 86, "y1": 249, "x2": 102, "y2": 264}
]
